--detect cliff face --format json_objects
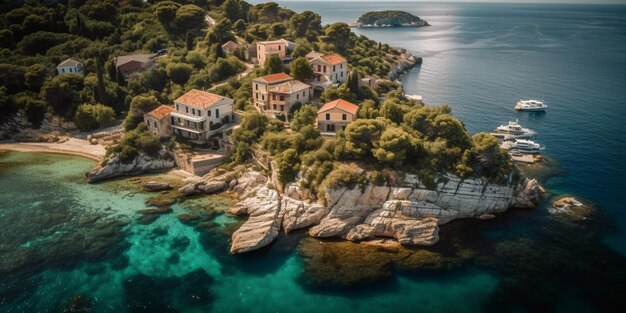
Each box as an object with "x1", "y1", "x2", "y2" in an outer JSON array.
[
  {"x1": 86, "y1": 150, "x2": 175, "y2": 183},
  {"x1": 186, "y1": 167, "x2": 542, "y2": 254},
  {"x1": 388, "y1": 50, "x2": 421, "y2": 80}
]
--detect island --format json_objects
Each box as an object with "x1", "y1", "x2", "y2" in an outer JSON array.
[{"x1": 350, "y1": 10, "x2": 430, "y2": 28}]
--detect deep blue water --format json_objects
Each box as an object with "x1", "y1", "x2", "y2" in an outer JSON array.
[{"x1": 2, "y1": 2, "x2": 626, "y2": 313}]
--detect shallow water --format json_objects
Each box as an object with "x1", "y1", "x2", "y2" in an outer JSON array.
[{"x1": 2, "y1": 2, "x2": 626, "y2": 312}]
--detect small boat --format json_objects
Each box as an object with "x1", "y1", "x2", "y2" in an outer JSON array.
[
  {"x1": 515, "y1": 99, "x2": 548, "y2": 112},
  {"x1": 493, "y1": 119, "x2": 536, "y2": 138},
  {"x1": 507, "y1": 139, "x2": 545, "y2": 154}
]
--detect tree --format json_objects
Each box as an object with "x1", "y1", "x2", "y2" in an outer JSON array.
[
  {"x1": 290, "y1": 57, "x2": 313, "y2": 82},
  {"x1": 264, "y1": 54, "x2": 283, "y2": 74},
  {"x1": 15, "y1": 95, "x2": 46, "y2": 127},
  {"x1": 372, "y1": 127, "x2": 413, "y2": 167},
  {"x1": 346, "y1": 70, "x2": 360, "y2": 96},
  {"x1": 140, "y1": 67, "x2": 168, "y2": 92},
  {"x1": 186, "y1": 51, "x2": 208, "y2": 69},
  {"x1": 221, "y1": 0, "x2": 243, "y2": 22},
  {"x1": 174, "y1": 4, "x2": 205, "y2": 30},
  {"x1": 342, "y1": 118, "x2": 388, "y2": 159},
  {"x1": 154, "y1": 1, "x2": 181, "y2": 25},
  {"x1": 320, "y1": 85, "x2": 357, "y2": 103},
  {"x1": 290, "y1": 104, "x2": 317, "y2": 131},
  {"x1": 291, "y1": 44, "x2": 311, "y2": 58},
  {"x1": 74, "y1": 103, "x2": 115, "y2": 131},
  {"x1": 320, "y1": 23, "x2": 351, "y2": 53},
  {"x1": 289, "y1": 11, "x2": 322, "y2": 41},
  {"x1": 357, "y1": 100, "x2": 378, "y2": 119},
  {"x1": 40, "y1": 74, "x2": 84, "y2": 118},
  {"x1": 379, "y1": 99, "x2": 405, "y2": 124},
  {"x1": 276, "y1": 148, "x2": 300, "y2": 185},
  {"x1": 0, "y1": 64, "x2": 26, "y2": 93},
  {"x1": 124, "y1": 95, "x2": 159, "y2": 131},
  {"x1": 24, "y1": 64, "x2": 49, "y2": 92},
  {"x1": 166, "y1": 63, "x2": 193, "y2": 85}
]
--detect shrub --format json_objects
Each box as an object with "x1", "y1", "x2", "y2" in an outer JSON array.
[{"x1": 74, "y1": 103, "x2": 115, "y2": 131}]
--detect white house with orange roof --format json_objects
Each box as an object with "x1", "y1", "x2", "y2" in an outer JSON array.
[
  {"x1": 307, "y1": 52, "x2": 348, "y2": 91},
  {"x1": 169, "y1": 89, "x2": 235, "y2": 142},
  {"x1": 144, "y1": 105, "x2": 175, "y2": 137},
  {"x1": 317, "y1": 99, "x2": 359, "y2": 134},
  {"x1": 252, "y1": 73, "x2": 311, "y2": 117}
]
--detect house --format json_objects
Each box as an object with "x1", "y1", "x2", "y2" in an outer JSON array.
[
  {"x1": 144, "y1": 105, "x2": 175, "y2": 137},
  {"x1": 57, "y1": 58, "x2": 85, "y2": 76},
  {"x1": 221, "y1": 40, "x2": 240, "y2": 54},
  {"x1": 317, "y1": 99, "x2": 359, "y2": 134},
  {"x1": 252, "y1": 73, "x2": 312, "y2": 117},
  {"x1": 115, "y1": 53, "x2": 156, "y2": 78},
  {"x1": 169, "y1": 89, "x2": 235, "y2": 142},
  {"x1": 256, "y1": 40, "x2": 287, "y2": 65},
  {"x1": 307, "y1": 52, "x2": 348, "y2": 91}
]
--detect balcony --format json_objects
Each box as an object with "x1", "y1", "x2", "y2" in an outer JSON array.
[{"x1": 171, "y1": 112, "x2": 206, "y2": 123}]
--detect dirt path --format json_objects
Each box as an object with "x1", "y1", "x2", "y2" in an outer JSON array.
[{"x1": 211, "y1": 63, "x2": 255, "y2": 90}]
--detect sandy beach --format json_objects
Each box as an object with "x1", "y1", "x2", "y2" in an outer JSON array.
[{"x1": 0, "y1": 138, "x2": 106, "y2": 161}]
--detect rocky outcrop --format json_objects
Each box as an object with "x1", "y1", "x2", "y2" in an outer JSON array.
[
  {"x1": 86, "y1": 150, "x2": 175, "y2": 183},
  {"x1": 224, "y1": 167, "x2": 543, "y2": 254},
  {"x1": 389, "y1": 50, "x2": 421, "y2": 80},
  {"x1": 142, "y1": 181, "x2": 171, "y2": 191}
]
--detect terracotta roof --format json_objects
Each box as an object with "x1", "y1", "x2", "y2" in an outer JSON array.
[
  {"x1": 221, "y1": 40, "x2": 239, "y2": 49},
  {"x1": 115, "y1": 54, "x2": 155, "y2": 67},
  {"x1": 175, "y1": 89, "x2": 227, "y2": 109},
  {"x1": 146, "y1": 105, "x2": 174, "y2": 120},
  {"x1": 306, "y1": 51, "x2": 324, "y2": 59},
  {"x1": 253, "y1": 72, "x2": 292, "y2": 83},
  {"x1": 57, "y1": 58, "x2": 82, "y2": 67},
  {"x1": 268, "y1": 80, "x2": 310, "y2": 94},
  {"x1": 320, "y1": 54, "x2": 347, "y2": 65},
  {"x1": 318, "y1": 99, "x2": 359, "y2": 115}
]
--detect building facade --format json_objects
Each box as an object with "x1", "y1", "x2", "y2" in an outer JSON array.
[
  {"x1": 252, "y1": 73, "x2": 311, "y2": 117},
  {"x1": 168, "y1": 89, "x2": 235, "y2": 142},
  {"x1": 57, "y1": 58, "x2": 85, "y2": 76},
  {"x1": 144, "y1": 105, "x2": 175, "y2": 137},
  {"x1": 317, "y1": 99, "x2": 359, "y2": 134},
  {"x1": 221, "y1": 40, "x2": 240, "y2": 54},
  {"x1": 307, "y1": 52, "x2": 348, "y2": 90},
  {"x1": 256, "y1": 40, "x2": 287, "y2": 65}
]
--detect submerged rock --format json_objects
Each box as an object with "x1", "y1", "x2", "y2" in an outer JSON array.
[
  {"x1": 142, "y1": 181, "x2": 171, "y2": 192},
  {"x1": 137, "y1": 207, "x2": 172, "y2": 215},
  {"x1": 549, "y1": 197, "x2": 592, "y2": 220},
  {"x1": 62, "y1": 294, "x2": 93, "y2": 313},
  {"x1": 198, "y1": 181, "x2": 228, "y2": 194}
]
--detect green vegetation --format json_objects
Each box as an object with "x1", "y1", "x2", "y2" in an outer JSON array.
[
  {"x1": 74, "y1": 103, "x2": 115, "y2": 131},
  {"x1": 356, "y1": 11, "x2": 428, "y2": 27}
]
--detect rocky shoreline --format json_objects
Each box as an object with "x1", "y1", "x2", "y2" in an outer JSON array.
[
  {"x1": 86, "y1": 150, "x2": 175, "y2": 183},
  {"x1": 389, "y1": 49, "x2": 422, "y2": 80},
  {"x1": 179, "y1": 165, "x2": 542, "y2": 254}
]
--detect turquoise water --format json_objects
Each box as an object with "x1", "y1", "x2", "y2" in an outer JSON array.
[{"x1": 3, "y1": 2, "x2": 626, "y2": 312}]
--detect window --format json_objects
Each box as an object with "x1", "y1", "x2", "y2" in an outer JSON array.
[
  {"x1": 278, "y1": 45, "x2": 281, "y2": 51},
  {"x1": 279, "y1": 96, "x2": 284, "y2": 101},
  {"x1": 185, "y1": 107, "x2": 189, "y2": 113},
  {"x1": 280, "y1": 105, "x2": 284, "y2": 111},
  {"x1": 273, "y1": 104, "x2": 277, "y2": 110},
  {"x1": 317, "y1": 65, "x2": 321, "y2": 72},
  {"x1": 325, "y1": 113, "x2": 330, "y2": 120},
  {"x1": 69, "y1": 68, "x2": 72, "y2": 73},
  {"x1": 272, "y1": 94, "x2": 276, "y2": 100},
  {"x1": 199, "y1": 122, "x2": 204, "y2": 130},
  {"x1": 198, "y1": 111, "x2": 202, "y2": 116},
  {"x1": 256, "y1": 94, "x2": 258, "y2": 99},
  {"x1": 342, "y1": 114, "x2": 347, "y2": 121},
  {"x1": 296, "y1": 94, "x2": 299, "y2": 100},
  {"x1": 192, "y1": 108, "x2": 195, "y2": 115},
  {"x1": 186, "y1": 120, "x2": 190, "y2": 126},
  {"x1": 303, "y1": 91, "x2": 305, "y2": 96},
  {"x1": 215, "y1": 109, "x2": 220, "y2": 118},
  {"x1": 176, "y1": 104, "x2": 179, "y2": 111},
  {"x1": 62, "y1": 68, "x2": 65, "y2": 73},
  {"x1": 177, "y1": 118, "x2": 181, "y2": 123},
  {"x1": 341, "y1": 72, "x2": 344, "y2": 78},
  {"x1": 208, "y1": 110, "x2": 211, "y2": 117},
  {"x1": 323, "y1": 66, "x2": 326, "y2": 72},
  {"x1": 341, "y1": 64, "x2": 343, "y2": 69},
  {"x1": 333, "y1": 65, "x2": 336, "y2": 72},
  {"x1": 262, "y1": 95, "x2": 265, "y2": 100},
  {"x1": 255, "y1": 84, "x2": 258, "y2": 90}
]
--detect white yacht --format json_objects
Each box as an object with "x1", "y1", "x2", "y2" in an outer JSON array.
[
  {"x1": 493, "y1": 119, "x2": 536, "y2": 139},
  {"x1": 515, "y1": 99, "x2": 548, "y2": 111},
  {"x1": 507, "y1": 139, "x2": 545, "y2": 154}
]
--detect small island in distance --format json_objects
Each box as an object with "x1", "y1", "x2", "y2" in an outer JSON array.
[{"x1": 350, "y1": 10, "x2": 430, "y2": 28}]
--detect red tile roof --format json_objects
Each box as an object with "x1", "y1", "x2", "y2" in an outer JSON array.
[
  {"x1": 254, "y1": 72, "x2": 292, "y2": 83},
  {"x1": 320, "y1": 54, "x2": 347, "y2": 65},
  {"x1": 318, "y1": 99, "x2": 359, "y2": 115},
  {"x1": 268, "y1": 80, "x2": 310, "y2": 94},
  {"x1": 175, "y1": 89, "x2": 225, "y2": 109},
  {"x1": 146, "y1": 105, "x2": 175, "y2": 120}
]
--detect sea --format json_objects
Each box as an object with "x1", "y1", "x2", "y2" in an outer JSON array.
[{"x1": 1, "y1": 2, "x2": 626, "y2": 312}]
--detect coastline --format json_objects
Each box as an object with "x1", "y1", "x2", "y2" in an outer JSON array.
[{"x1": 0, "y1": 138, "x2": 105, "y2": 162}]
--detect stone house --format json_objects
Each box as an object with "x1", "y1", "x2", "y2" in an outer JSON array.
[
  {"x1": 252, "y1": 73, "x2": 311, "y2": 117},
  {"x1": 221, "y1": 40, "x2": 240, "y2": 54},
  {"x1": 169, "y1": 89, "x2": 235, "y2": 143},
  {"x1": 306, "y1": 52, "x2": 348, "y2": 91},
  {"x1": 56, "y1": 58, "x2": 85, "y2": 76},
  {"x1": 317, "y1": 99, "x2": 359, "y2": 134},
  {"x1": 257, "y1": 39, "x2": 287, "y2": 65},
  {"x1": 115, "y1": 53, "x2": 156, "y2": 78},
  {"x1": 144, "y1": 105, "x2": 175, "y2": 137}
]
